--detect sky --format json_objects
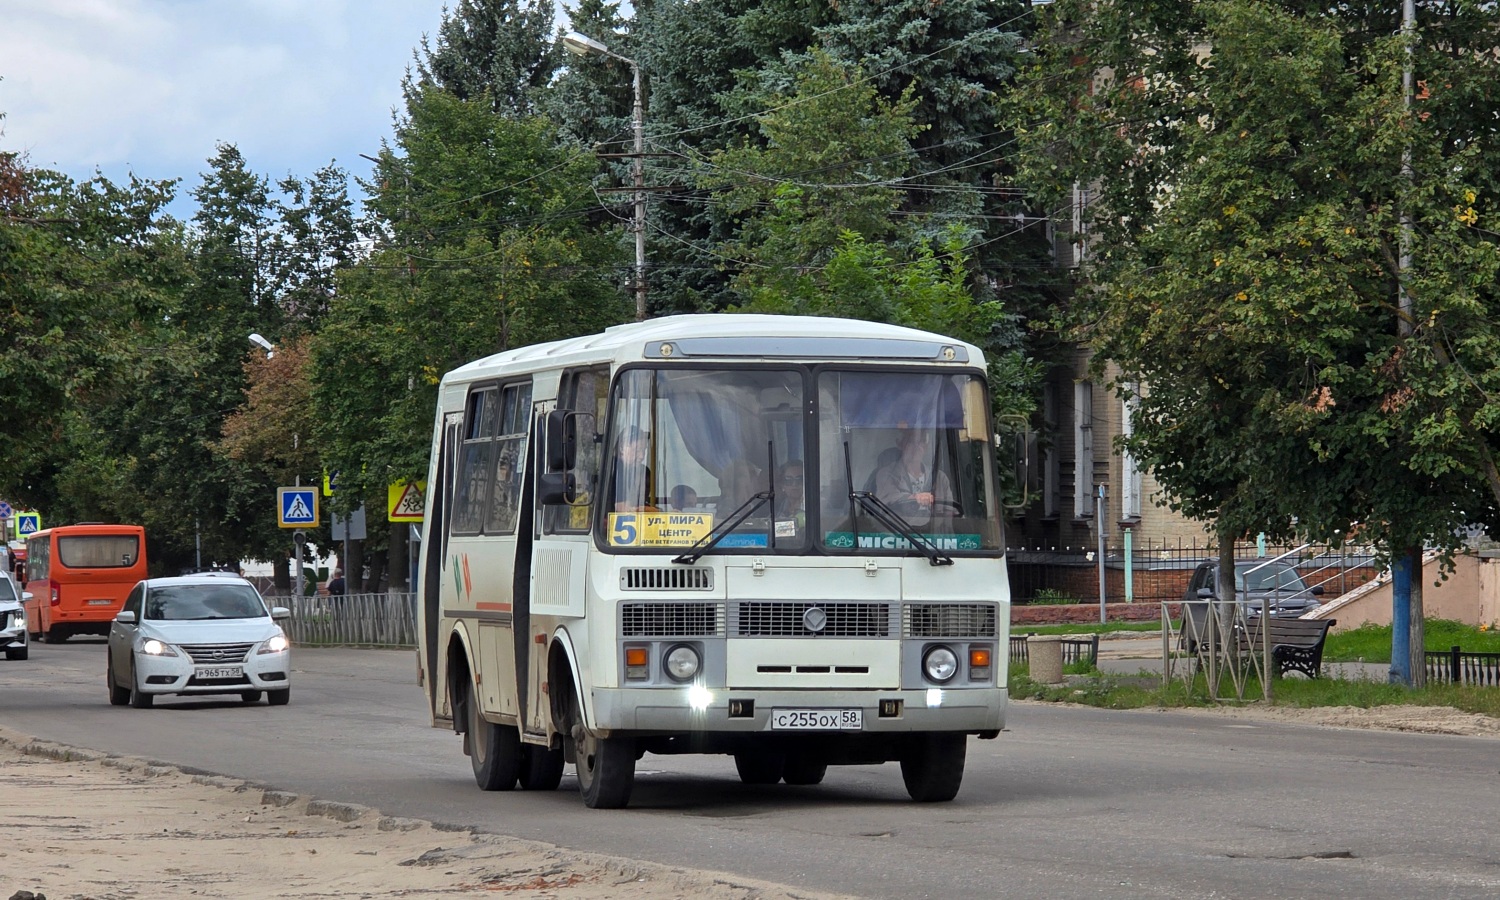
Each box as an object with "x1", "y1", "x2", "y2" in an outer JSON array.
[{"x1": 0, "y1": 1, "x2": 494, "y2": 216}]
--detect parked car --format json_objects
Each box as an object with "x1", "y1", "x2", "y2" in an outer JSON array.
[
  {"x1": 0, "y1": 571, "x2": 29, "y2": 660},
  {"x1": 106, "y1": 573, "x2": 291, "y2": 708},
  {"x1": 1183, "y1": 560, "x2": 1326, "y2": 619}
]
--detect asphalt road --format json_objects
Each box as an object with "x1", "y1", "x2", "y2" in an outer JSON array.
[{"x1": 3, "y1": 640, "x2": 1498, "y2": 899}]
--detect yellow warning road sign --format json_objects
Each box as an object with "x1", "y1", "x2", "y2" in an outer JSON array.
[{"x1": 388, "y1": 480, "x2": 426, "y2": 522}]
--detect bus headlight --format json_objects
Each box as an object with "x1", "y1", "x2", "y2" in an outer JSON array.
[
  {"x1": 141, "y1": 638, "x2": 178, "y2": 657},
  {"x1": 923, "y1": 645, "x2": 958, "y2": 683},
  {"x1": 664, "y1": 644, "x2": 701, "y2": 682}
]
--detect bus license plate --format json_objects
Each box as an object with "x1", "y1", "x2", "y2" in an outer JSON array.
[
  {"x1": 87, "y1": 599, "x2": 114, "y2": 606},
  {"x1": 196, "y1": 666, "x2": 244, "y2": 679},
  {"x1": 770, "y1": 709, "x2": 863, "y2": 731}
]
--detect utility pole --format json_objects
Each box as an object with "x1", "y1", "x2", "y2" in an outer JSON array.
[{"x1": 564, "y1": 32, "x2": 648, "y2": 321}]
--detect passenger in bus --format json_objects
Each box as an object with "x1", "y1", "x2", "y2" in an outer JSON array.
[
  {"x1": 668, "y1": 484, "x2": 699, "y2": 511},
  {"x1": 612, "y1": 427, "x2": 655, "y2": 511},
  {"x1": 774, "y1": 460, "x2": 806, "y2": 520},
  {"x1": 874, "y1": 429, "x2": 953, "y2": 517}
]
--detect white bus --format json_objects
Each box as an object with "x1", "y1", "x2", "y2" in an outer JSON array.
[{"x1": 416, "y1": 314, "x2": 1010, "y2": 808}]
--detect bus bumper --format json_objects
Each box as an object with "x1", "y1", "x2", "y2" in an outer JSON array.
[{"x1": 590, "y1": 686, "x2": 1006, "y2": 734}]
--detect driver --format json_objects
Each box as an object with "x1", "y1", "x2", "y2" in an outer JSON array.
[{"x1": 874, "y1": 428, "x2": 953, "y2": 516}]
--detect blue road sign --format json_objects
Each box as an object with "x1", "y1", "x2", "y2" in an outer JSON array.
[
  {"x1": 0, "y1": 501, "x2": 11, "y2": 519},
  {"x1": 278, "y1": 487, "x2": 319, "y2": 528},
  {"x1": 16, "y1": 512, "x2": 40, "y2": 535}
]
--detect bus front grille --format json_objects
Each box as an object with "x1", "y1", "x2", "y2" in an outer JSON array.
[
  {"x1": 620, "y1": 567, "x2": 714, "y2": 591},
  {"x1": 621, "y1": 602, "x2": 725, "y2": 637},
  {"x1": 904, "y1": 603, "x2": 999, "y2": 638},
  {"x1": 732, "y1": 602, "x2": 896, "y2": 638}
]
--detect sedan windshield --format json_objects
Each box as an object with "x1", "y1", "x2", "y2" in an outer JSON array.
[
  {"x1": 1236, "y1": 564, "x2": 1309, "y2": 593},
  {"x1": 145, "y1": 585, "x2": 268, "y2": 620}
]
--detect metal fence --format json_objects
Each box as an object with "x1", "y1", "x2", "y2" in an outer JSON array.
[
  {"x1": 280, "y1": 592, "x2": 417, "y2": 648},
  {"x1": 1425, "y1": 646, "x2": 1500, "y2": 687},
  {"x1": 1007, "y1": 539, "x2": 1381, "y2": 606}
]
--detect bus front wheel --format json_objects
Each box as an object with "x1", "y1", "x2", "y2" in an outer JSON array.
[
  {"x1": 570, "y1": 696, "x2": 634, "y2": 809},
  {"x1": 467, "y1": 684, "x2": 521, "y2": 791},
  {"x1": 899, "y1": 733, "x2": 966, "y2": 802}
]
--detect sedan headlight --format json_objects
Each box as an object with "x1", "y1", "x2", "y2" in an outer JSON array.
[
  {"x1": 257, "y1": 633, "x2": 289, "y2": 655},
  {"x1": 140, "y1": 638, "x2": 178, "y2": 657}
]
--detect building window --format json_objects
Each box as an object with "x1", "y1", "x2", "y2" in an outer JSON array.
[
  {"x1": 1074, "y1": 381, "x2": 1093, "y2": 519},
  {"x1": 1121, "y1": 384, "x2": 1142, "y2": 519}
]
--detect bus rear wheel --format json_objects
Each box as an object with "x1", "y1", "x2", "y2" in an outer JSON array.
[
  {"x1": 519, "y1": 744, "x2": 565, "y2": 791},
  {"x1": 900, "y1": 733, "x2": 966, "y2": 802},
  {"x1": 734, "y1": 750, "x2": 785, "y2": 785},
  {"x1": 782, "y1": 754, "x2": 828, "y2": 786},
  {"x1": 570, "y1": 695, "x2": 634, "y2": 809},
  {"x1": 467, "y1": 684, "x2": 521, "y2": 791}
]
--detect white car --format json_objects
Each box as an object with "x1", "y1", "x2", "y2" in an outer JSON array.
[
  {"x1": 0, "y1": 572, "x2": 29, "y2": 660},
  {"x1": 107, "y1": 573, "x2": 291, "y2": 708}
]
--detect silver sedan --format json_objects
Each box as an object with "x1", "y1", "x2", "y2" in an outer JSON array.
[{"x1": 106, "y1": 573, "x2": 291, "y2": 708}]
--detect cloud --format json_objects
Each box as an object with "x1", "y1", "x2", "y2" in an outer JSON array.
[{"x1": 0, "y1": 0, "x2": 443, "y2": 189}]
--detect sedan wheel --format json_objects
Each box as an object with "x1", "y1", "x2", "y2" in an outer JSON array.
[
  {"x1": 128, "y1": 665, "x2": 154, "y2": 709},
  {"x1": 107, "y1": 654, "x2": 130, "y2": 706},
  {"x1": 241, "y1": 691, "x2": 263, "y2": 703}
]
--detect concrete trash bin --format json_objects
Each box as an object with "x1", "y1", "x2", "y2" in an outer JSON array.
[{"x1": 1028, "y1": 635, "x2": 1064, "y2": 685}]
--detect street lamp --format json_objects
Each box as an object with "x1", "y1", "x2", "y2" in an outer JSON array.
[
  {"x1": 248, "y1": 333, "x2": 275, "y2": 358},
  {"x1": 564, "y1": 31, "x2": 647, "y2": 322}
]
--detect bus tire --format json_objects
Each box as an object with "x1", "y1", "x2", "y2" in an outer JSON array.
[
  {"x1": 128, "y1": 667, "x2": 154, "y2": 709},
  {"x1": 571, "y1": 695, "x2": 634, "y2": 808},
  {"x1": 734, "y1": 751, "x2": 786, "y2": 785},
  {"x1": 42, "y1": 626, "x2": 67, "y2": 644},
  {"x1": 782, "y1": 755, "x2": 828, "y2": 786},
  {"x1": 107, "y1": 655, "x2": 130, "y2": 706},
  {"x1": 900, "y1": 733, "x2": 966, "y2": 802},
  {"x1": 519, "y1": 744, "x2": 565, "y2": 791},
  {"x1": 467, "y1": 687, "x2": 521, "y2": 791}
]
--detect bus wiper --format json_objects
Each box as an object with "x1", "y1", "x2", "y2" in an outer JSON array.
[
  {"x1": 672, "y1": 491, "x2": 772, "y2": 565},
  {"x1": 850, "y1": 490, "x2": 954, "y2": 566}
]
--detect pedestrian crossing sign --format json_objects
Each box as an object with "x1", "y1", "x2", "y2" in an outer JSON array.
[
  {"x1": 278, "y1": 487, "x2": 319, "y2": 528},
  {"x1": 16, "y1": 512, "x2": 40, "y2": 536}
]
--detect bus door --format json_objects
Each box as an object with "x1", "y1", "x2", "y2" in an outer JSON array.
[
  {"x1": 527, "y1": 366, "x2": 607, "y2": 737},
  {"x1": 420, "y1": 410, "x2": 463, "y2": 723},
  {"x1": 452, "y1": 381, "x2": 532, "y2": 721}
]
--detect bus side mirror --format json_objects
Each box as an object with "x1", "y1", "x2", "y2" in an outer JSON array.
[
  {"x1": 538, "y1": 472, "x2": 578, "y2": 505},
  {"x1": 546, "y1": 410, "x2": 579, "y2": 472}
]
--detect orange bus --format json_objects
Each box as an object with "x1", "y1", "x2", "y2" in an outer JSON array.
[{"x1": 23, "y1": 524, "x2": 147, "y2": 642}]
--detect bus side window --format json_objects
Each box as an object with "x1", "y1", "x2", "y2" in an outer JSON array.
[{"x1": 546, "y1": 365, "x2": 608, "y2": 534}]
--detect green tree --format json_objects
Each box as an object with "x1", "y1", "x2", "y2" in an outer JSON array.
[
  {"x1": 1010, "y1": 0, "x2": 1500, "y2": 677},
  {"x1": 412, "y1": 0, "x2": 560, "y2": 117},
  {"x1": 315, "y1": 86, "x2": 628, "y2": 519}
]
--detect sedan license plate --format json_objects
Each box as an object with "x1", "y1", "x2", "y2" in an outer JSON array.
[
  {"x1": 195, "y1": 666, "x2": 244, "y2": 679},
  {"x1": 770, "y1": 708, "x2": 863, "y2": 731}
]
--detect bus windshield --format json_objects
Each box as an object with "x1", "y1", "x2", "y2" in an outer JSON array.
[{"x1": 599, "y1": 366, "x2": 1001, "y2": 556}]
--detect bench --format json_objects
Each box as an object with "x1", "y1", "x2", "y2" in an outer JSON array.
[
  {"x1": 1177, "y1": 601, "x2": 1335, "y2": 679},
  {"x1": 1240, "y1": 616, "x2": 1337, "y2": 679}
]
